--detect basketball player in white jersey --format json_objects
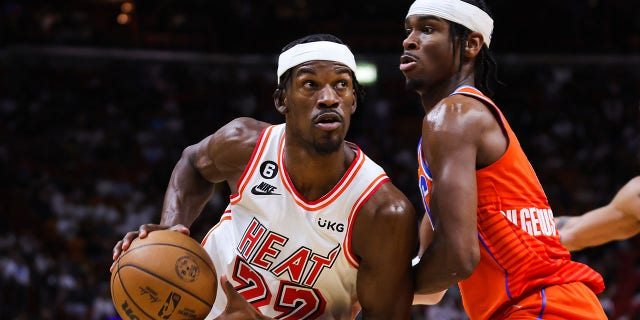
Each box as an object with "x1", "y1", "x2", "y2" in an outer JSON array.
[{"x1": 112, "y1": 34, "x2": 435, "y2": 319}]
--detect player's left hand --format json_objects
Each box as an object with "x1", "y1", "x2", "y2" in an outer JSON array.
[
  {"x1": 110, "y1": 223, "x2": 190, "y2": 272},
  {"x1": 215, "y1": 275, "x2": 271, "y2": 320}
]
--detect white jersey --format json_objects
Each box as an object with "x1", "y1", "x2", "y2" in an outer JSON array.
[{"x1": 202, "y1": 124, "x2": 389, "y2": 320}]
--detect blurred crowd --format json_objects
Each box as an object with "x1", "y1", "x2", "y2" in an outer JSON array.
[
  {"x1": 1, "y1": 0, "x2": 640, "y2": 54},
  {"x1": 0, "y1": 49, "x2": 638, "y2": 319}
]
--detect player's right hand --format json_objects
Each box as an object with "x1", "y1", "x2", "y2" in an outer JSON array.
[
  {"x1": 110, "y1": 223, "x2": 190, "y2": 272},
  {"x1": 215, "y1": 275, "x2": 271, "y2": 320}
]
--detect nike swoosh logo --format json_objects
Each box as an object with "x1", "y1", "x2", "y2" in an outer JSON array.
[{"x1": 250, "y1": 185, "x2": 281, "y2": 195}]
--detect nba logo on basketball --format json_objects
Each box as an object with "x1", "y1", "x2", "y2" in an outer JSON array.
[{"x1": 158, "y1": 292, "x2": 182, "y2": 318}]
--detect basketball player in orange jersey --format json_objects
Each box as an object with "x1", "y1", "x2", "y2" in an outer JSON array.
[
  {"x1": 401, "y1": 0, "x2": 608, "y2": 318},
  {"x1": 557, "y1": 175, "x2": 640, "y2": 252},
  {"x1": 112, "y1": 33, "x2": 442, "y2": 319}
]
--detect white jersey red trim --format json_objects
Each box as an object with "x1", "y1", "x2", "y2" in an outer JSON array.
[{"x1": 203, "y1": 124, "x2": 389, "y2": 319}]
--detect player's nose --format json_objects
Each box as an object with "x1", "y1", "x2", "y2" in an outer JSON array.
[{"x1": 317, "y1": 84, "x2": 339, "y2": 108}]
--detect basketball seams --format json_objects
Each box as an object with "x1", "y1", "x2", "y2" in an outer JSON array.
[
  {"x1": 117, "y1": 264, "x2": 213, "y2": 307},
  {"x1": 121, "y1": 242, "x2": 216, "y2": 276},
  {"x1": 113, "y1": 267, "x2": 157, "y2": 319},
  {"x1": 115, "y1": 243, "x2": 216, "y2": 305}
]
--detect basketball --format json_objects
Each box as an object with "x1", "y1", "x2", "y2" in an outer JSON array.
[{"x1": 110, "y1": 230, "x2": 217, "y2": 320}]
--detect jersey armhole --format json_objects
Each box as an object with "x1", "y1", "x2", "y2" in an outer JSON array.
[
  {"x1": 343, "y1": 175, "x2": 391, "y2": 268},
  {"x1": 230, "y1": 125, "x2": 275, "y2": 203}
]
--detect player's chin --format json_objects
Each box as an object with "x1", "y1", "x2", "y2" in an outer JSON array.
[
  {"x1": 405, "y1": 78, "x2": 425, "y2": 92},
  {"x1": 313, "y1": 137, "x2": 343, "y2": 155}
]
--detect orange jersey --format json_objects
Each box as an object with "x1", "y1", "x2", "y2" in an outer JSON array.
[{"x1": 417, "y1": 86, "x2": 605, "y2": 320}]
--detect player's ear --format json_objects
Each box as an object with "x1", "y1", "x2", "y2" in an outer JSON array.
[
  {"x1": 273, "y1": 88, "x2": 287, "y2": 114},
  {"x1": 464, "y1": 31, "x2": 483, "y2": 58},
  {"x1": 350, "y1": 93, "x2": 357, "y2": 115}
]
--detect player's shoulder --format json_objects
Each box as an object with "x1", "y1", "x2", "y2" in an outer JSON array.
[
  {"x1": 224, "y1": 117, "x2": 272, "y2": 136},
  {"x1": 426, "y1": 94, "x2": 498, "y2": 133},
  {"x1": 200, "y1": 118, "x2": 273, "y2": 182},
  {"x1": 438, "y1": 93, "x2": 495, "y2": 116},
  {"x1": 360, "y1": 182, "x2": 417, "y2": 222},
  {"x1": 351, "y1": 182, "x2": 418, "y2": 253},
  {"x1": 215, "y1": 117, "x2": 271, "y2": 145},
  {"x1": 206, "y1": 117, "x2": 272, "y2": 161}
]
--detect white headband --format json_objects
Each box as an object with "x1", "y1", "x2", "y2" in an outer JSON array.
[
  {"x1": 277, "y1": 41, "x2": 357, "y2": 84},
  {"x1": 406, "y1": 0, "x2": 493, "y2": 47}
]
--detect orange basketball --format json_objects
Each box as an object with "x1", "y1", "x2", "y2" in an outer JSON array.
[{"x1": 110, "y1": 230, "x2": 217, "y2": 320}]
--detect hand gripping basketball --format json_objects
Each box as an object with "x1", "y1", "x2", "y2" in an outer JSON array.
[{"x1": 111, "y1": 230, "x2": 217, "y2": 320}]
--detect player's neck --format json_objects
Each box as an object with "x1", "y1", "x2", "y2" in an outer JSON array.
[
  {"x1": 284, "y1": 144, "x2": 354, "y2": 201},
  {"x1": 420, "y1": 77, "x2": 474, "y2": 112}
]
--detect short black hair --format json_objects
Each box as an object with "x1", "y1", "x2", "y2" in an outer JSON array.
[{"x1": 274, "y1": 34, "x2": 365, "y2": 103}]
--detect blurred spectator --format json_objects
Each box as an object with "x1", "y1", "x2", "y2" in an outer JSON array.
[{"x1": 1, "y1": 0, "x2": 639, "y2": 54}]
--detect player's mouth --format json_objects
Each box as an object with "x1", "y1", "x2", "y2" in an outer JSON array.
[
  {"x1": 313, "y1": 112, "x2": 342, "y2": 131},
  {"x1": 400, "y1": 53, "x2": 418, "y2": 72}
]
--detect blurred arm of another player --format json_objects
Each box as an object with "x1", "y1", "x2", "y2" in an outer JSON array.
[
  {"x1": 557, "y1": 176, "x2": 640, "y2": 252},
  {"x1": 111, "y1": 117, "x2": 268, "y2": 263}
]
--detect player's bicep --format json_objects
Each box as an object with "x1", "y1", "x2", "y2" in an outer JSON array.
[
  {"x1": 423, "y1": 113, "x2": 478, "y2": 217},
  {"x1": 422, "y1": 104, "x2": 481, "y2": 178},
  {"x1": 352, "y1": 188, "x2": 417, "y2": 319}
]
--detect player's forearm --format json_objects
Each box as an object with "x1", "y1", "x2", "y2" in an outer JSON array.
[
  {"x1": 413, "y1": 242, "x2": 476, "y2": 294},
  {"x1": 161, "y1": 153, "x2": 215, "y2": 227},
  {"x1": 556, "y1": 215, "x2": 600, "y2": 251},
  {"x1": 558, "y1": 207, "x2": 640, "y2": 251},
  {"x1": 414, "y1": 186, "x2": 479, "y2": 293},
  {"x1": 359, "y1": 288, "x2": 413, "y2": 320},
  {"x1": 560, "y1": 226, "x2": 614, "y2": 252}
]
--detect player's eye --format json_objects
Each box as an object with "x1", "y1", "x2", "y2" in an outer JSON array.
[
  {"x1": 303, "y1": 80, "x2": 316, "y2": 88},
  {"x1": 422, "y1": 26, "x2": 434, "y2": 34}
]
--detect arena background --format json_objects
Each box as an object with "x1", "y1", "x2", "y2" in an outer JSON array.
[{"x1": 1, "y1": 1, "x2": 639, "y2": 319}]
